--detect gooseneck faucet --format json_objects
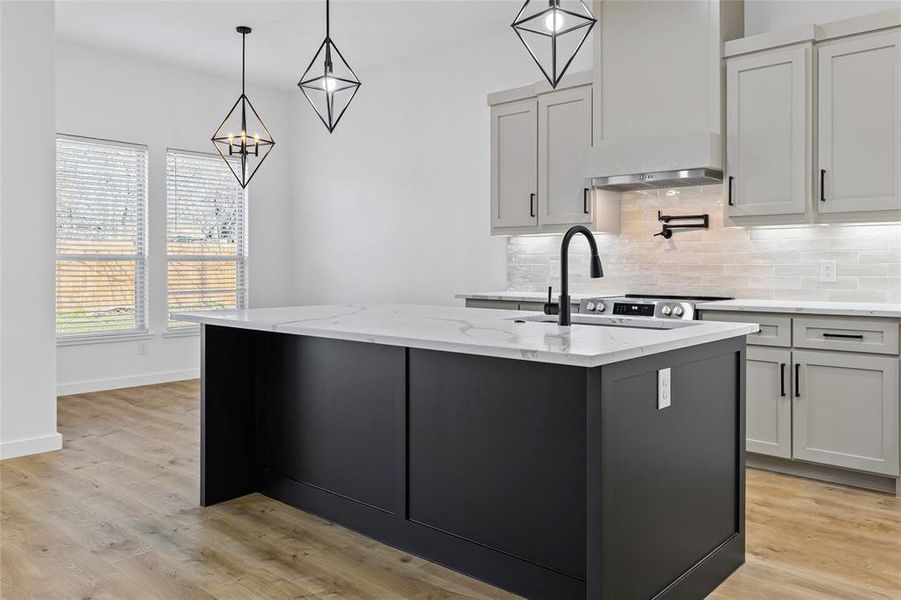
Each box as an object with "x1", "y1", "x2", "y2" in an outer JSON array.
[{"x1": 544, "y1": 225, "x2": 604, "y2": 326}]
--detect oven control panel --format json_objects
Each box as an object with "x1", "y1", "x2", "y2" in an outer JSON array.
[{"x1": 579, "y1": 298, "x2": 695, "y2": 320}]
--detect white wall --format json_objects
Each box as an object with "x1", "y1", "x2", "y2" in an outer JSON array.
[
  {"x1": 0, "y1": 1, "x2": 61, "y2": 459},
  {"x1": 55, "y1": 42, "x2": 295, "y2": 395},
  {"x1": 745, "y1": 0, "x2": 900, "y2": 35},
  {"x1": 288, "y1": 31, "x2": 590, "y2": 305}
]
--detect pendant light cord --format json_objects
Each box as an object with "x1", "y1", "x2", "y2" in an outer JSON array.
[
  {"x1": 326, "y1": 0, "x2": 330, "y2": 39},
  {"x1": 241, "y1": 30, "x2": 246, "y2": 94}
]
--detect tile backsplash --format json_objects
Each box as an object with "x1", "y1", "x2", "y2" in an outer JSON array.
[{"x1": 506, "y1": 185, "x2": 901, "y2": 303}]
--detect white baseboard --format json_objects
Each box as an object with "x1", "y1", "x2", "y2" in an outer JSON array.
[
  {"x1": 57, "y1": 368, "x2": 200, "y2": 396},
  {"x1": 0, "y1": 432, "x2": 63, "y2": 460}
]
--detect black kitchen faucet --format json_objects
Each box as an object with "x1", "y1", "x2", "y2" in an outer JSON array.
[{"x1": 544, "y1": 225, "x2": 604, "y2": 326}]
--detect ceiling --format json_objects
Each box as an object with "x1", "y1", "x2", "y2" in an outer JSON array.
[{"x1": 55, "y1": 0, "x2": 520, "y2": 91}]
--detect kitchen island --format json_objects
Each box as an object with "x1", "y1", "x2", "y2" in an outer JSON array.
[{"x1": 175, "y1": 304, "x2": 757, "y2": 600}]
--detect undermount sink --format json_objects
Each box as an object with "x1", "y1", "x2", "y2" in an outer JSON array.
[{"x1": 513, "y1": 314, "x2": 703, "y2": 330}]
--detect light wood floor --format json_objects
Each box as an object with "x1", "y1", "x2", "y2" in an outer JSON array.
[{"x1": 1, "y1": 382, "x2": 899, "y2": 599}]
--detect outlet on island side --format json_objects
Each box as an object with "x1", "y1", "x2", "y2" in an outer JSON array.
[
  {"x1": 820, "y1": 260, "x2": 837, "y2": 282},
  {"x1": 657, "y1": 368, "x2": 671, "y2": 410},
  {"x1": 138, "y1": 342, "x2": 148, "y2": 355}
]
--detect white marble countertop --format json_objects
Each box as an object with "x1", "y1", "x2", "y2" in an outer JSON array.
[
  {"x1": 697, "y1": 299, "x2": 901, "y2": 319},
  {"x1": 174, "y1": 303, "x2": 758, "y2": 368},
  {"x1": 455, "y1": 291, "x2": 623, "y2": 303}
]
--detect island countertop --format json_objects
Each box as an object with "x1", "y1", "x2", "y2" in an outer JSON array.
[{"x1": 174, "y1": 303, "x2": 758, "y2": 368}]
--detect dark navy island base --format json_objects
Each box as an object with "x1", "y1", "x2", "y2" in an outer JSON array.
[{"x1": 201, "y1": 324, "x2": 746, "y2": 599}]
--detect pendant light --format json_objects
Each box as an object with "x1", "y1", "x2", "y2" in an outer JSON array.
[
  {"x1": 512, "y1": 0, "x2": 597, "y2": 89},
  {"x1": 211, "y1": 26, "x2": 275, "y2": 189},
  {"x1": 297, "y1": 0, "x2": 361, "y2": 133}
]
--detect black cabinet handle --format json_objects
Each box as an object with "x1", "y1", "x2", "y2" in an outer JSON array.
[
  {"x1": 820, "y1": 169, "x2": 826, "y2": 202},
  {"x1": 583, "y1": 188, "x2": 590, "y2": 214},
  {"x1": 727, "y1": 176, "x2": 734, "y2": 206},
  {"x1": 530, "y1": 193, "x2": 536, "y2": 218},
  {"x1": 794, "y1": 363, "x2": 800, "y2": 398},
  {"x1": 823, "y1": 332, "x2": 864, "y2": 340},
  {"x1": 780, "y1": 363, "x2": 786, "y2": 397}
]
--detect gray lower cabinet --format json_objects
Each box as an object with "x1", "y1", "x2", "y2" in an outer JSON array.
[
  {"x1": 701, "y1": 309, "x2": 901, "y2": 481},
  {"x1": 792, "y1": 349, "x2": 900, "y2": 476},
  {"x1": 746, "y1": 347, "x2": 792, "y2": 459}
]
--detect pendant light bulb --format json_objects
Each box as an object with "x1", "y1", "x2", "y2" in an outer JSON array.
[
  {"x1": 544, "y1": 10, "x2": 565, "y2": 32},
  {"x1": 323, "y1": 76, "x2": 338, "y2": 92}
]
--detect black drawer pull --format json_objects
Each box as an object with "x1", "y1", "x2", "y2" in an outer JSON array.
[
  {"x1": 583, "y1": 188, "x2": 590, "y2": 214},
  {"x1": 794, "y1": 363, "x2": 800, "y2": 398},
  {"x1": 529, "y1": 193, "x2": 536, "y2": 218},
  {"x1": 780, "y1": 363, "x2": 786, "y2": 397},
  {"x1": 822, "y1": 332, "x2": 864, "y2": 340},
  {"x1": 727, "y1": 176, "x2": 734, "y2": 206},
  {"x1": 820, "y1": 169, "x2": 826, "y2": 202}
]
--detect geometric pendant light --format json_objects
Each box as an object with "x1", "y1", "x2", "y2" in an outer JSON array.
[
  {"x1": 211, "y1": 26, "x2": 275, "y2": 189},
  {"x1": 512, "y1": 0, "x2": 597, "y2": 89},
  {"x1": 297, "y1": 0, "x2": 361, "y2": 133}
]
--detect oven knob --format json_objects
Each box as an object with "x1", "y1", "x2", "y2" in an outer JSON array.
[
  {"x1": 596, "y1": 303, "x2": 606, "y2": 313},
  {"x1": 586, "y1": 301, "x2": 596, "y2": 312},
  {"x1": 661, "y1": 304, "x2": 673, "y2": 316},
  {"x1": 673, "y1": 305, "x2": 685, "y2": 317}
]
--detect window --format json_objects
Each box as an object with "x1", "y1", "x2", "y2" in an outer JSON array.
[
  {"x1": 166, "y1": 150, "x2": 248, "y2": 329},
  {"x1": 55, "y1": 136, "x2": 148, "y2": 339}
]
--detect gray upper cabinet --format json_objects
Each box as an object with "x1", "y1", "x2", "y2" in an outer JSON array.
[
  {"x1": 538, "y1": 86, "x2": 592, "y2": 226},
  {"x1": 746, "y1": 347, "x2": 793, "y2": 459},
  {"x1": 725, "y1": 45, "x2": 810, "y2": 217},
  {"x1": 490, "y1": 98, "x2": 538, "y2": 229},
  {"x1": 488, "y1": 72, "x2": 620, "y2": 235},
  {"x1": 792, "y1": 349, "x2": 899, "y2": 476},
  {"x1": 724, "y1": 13, "x2": 901, "y2": 224},
  {"x1": 817, "y1": 30, "x2": 901, "y2": 215}
]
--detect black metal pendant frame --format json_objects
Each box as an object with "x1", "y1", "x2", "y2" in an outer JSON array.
[
  {"x1": 297, "y1": 0, "x2": 361, "y2": 133},
  {"x1": 211, "y1": 26, "x2": 275, "y2": 189},
  {"x1": 512, "y1": 0, "x2": 596, "y2": 89}
]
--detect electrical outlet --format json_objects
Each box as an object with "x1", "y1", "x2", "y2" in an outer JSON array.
[
  {"x1": 138, "y1": 342, "x2": 148, "y2": 355},
  {"x1": 820, "y1": 260, "x2": 837, "y2": 282},
  {"x1": 657, "y1": 368, "x2": 671, "y2": 410}
]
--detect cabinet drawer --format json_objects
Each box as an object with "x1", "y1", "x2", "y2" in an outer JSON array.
[
  {"x1": 793, "y1": 317, "x2": 899, "y2": 355},
  {"x1": 700, "y1": 311, "x2": 791, "y2": 347}
]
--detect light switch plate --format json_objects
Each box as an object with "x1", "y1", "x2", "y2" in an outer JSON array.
[{"x1": 658, "y1": 368, "x2": 671, "y2": 410}]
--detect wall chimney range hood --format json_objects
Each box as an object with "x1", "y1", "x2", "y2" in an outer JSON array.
[{"x1": 584, "y1": 0, "x2": 743, "y2": 194}]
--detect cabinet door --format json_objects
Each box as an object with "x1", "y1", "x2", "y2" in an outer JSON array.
[
  {"x1": 725, "y1": 45, "x2": 810, "y2": 217},
  {"x1": 538, "y1": 86, "x2": 592, "y2": 225},
  {"x1": 746, "y1": 347, "x2": 792, "y2": 458},
  {"x1": 490, "y1": 99, "x2": 538, "y2": 228},
  {"x1": 792, "y1": 350, "x2": 899, "y2": 476},
  {"x1": 817, "y1": 31, "x2": 901, "y2": 214}
]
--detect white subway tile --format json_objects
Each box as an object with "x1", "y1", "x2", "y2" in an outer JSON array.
[{"x1": 505, "y1": 186, "x2": 901, "y2": 303}]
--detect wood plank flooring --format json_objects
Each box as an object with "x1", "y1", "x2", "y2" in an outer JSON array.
[{"x1": 1, "y1": 381, "x2": 899, "y2": 599}]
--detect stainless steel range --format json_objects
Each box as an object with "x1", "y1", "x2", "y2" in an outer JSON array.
[{"x1": 578, "y1": 294, "x2": 733, "y2": 321}]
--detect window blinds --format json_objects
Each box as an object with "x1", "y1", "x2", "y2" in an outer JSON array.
[
  {"x1": 56, "y1": 136, "x2": 148, "y2": 338},
  {"x1": 166, "y1": 150, "x2": 248, "y2": 329}
]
